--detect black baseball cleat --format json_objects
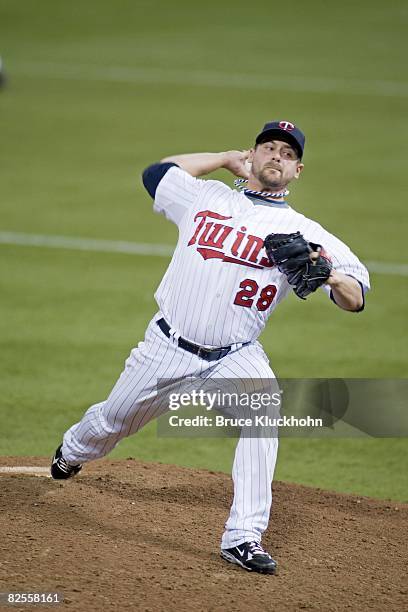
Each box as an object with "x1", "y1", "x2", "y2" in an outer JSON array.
[
  {"x1": 50, "y1": 444, "x2": 82, "y2": 480},
  {"x1": 221, "y1": 541, "x2": 277, "y2": 575}
]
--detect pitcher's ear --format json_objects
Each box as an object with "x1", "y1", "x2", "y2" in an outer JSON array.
[{"x1": 295, "y1": 163, "x2": 304, "y2": 179}]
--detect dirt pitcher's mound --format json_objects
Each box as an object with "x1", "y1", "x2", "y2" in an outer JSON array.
[{"x1": 0, "y1": 458, "x2": 406, "y2": 612}]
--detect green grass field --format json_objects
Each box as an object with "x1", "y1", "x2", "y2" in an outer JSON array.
[{"x1": 1, "y1": 0, "x2": 407, "y2": 501}]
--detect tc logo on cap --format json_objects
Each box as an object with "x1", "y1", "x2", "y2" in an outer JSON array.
[{"x1": 279, "y1": 121, "x2": 295, "y2": 131}]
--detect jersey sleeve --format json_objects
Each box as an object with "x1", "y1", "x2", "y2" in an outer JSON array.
[
  {"x1": 147, "y1": 164, "x2": 205, "y2": 226},
  {"x1": 304, "y1": 223, "x2": 370, "y2": 288},
  {"x1": 303, "y1": 222, "x2": 370, "y2": 309}
]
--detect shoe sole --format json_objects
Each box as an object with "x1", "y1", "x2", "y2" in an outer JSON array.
[
  {"x1": 220, "y1": 550, "x2": 277, "y2": 575},
  {"x1": 50, "y1": 467, "x2": 82, "y2": 480}
]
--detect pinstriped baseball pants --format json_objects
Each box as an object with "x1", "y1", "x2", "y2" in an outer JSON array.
[{"x1": 62, "y1": 312, "x2": 279, "y2": 549}]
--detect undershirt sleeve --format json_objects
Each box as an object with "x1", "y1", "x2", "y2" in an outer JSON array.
[
  {"x1": 142, "y1": 162, "x2": 180, "y2": 198},
  {"x1": 142, "y1": 163, "x2": 205, "y2": 226}
]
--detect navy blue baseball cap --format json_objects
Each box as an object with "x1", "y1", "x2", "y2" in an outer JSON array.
[{"x1": 255, "y1": 120, "x2": 305, "y2": 159}]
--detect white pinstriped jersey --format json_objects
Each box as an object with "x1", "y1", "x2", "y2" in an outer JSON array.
[{"x1": 153, "y1": 166, "x2": 370, "y2": 347}]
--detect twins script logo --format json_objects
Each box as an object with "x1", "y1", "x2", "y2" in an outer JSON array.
[{"x1": 187, "y1": 210, "x2": 273, "y2": 270}]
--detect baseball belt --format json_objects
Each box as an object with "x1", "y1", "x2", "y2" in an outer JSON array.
[{"x1": 156, "y1": 318, "x2": 249, "y2": 362}]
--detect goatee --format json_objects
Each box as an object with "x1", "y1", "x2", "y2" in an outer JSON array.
[{"x1": 258, "y1": 169, "x2": 283, "y2": 191}]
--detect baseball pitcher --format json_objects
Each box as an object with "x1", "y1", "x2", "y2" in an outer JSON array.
[{"x1": 50, "y1": 121, "x2": 370, "y2": 574}]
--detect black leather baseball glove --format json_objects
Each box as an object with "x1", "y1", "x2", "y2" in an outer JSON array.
[{"x1": 264, "y1": 231, "x2": 332, "y2": 299}]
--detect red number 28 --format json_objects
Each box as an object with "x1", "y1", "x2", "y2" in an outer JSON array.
[{"x1": 233, "y1": 279, "x2": 277, "y2": 312}]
